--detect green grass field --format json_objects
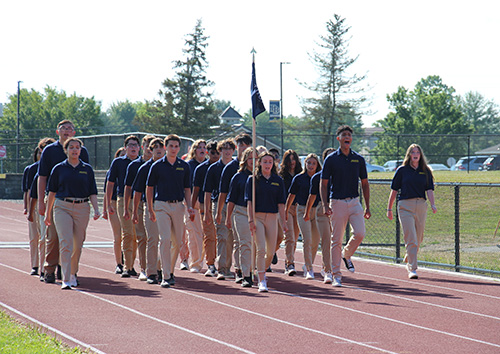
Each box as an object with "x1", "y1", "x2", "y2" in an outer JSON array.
[
  {"x1": 362, "y1": 170, "x2": 500, "y2": 275},
  {"x1": 0, "y1": 311, "x2": 85, "y2": 353}
]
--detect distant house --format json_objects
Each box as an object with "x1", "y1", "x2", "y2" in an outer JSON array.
[
  {"x1": 475, "y1": 143, "x2": 500, "y2": 155},
  {"x1": 220, "y1": 106, "x2": 243, "y2": 126}
]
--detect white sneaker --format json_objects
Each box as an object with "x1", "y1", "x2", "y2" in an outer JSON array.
[
  {"x1": 190, "y1": 267, "x2": 201, "y2": 273},
  {"x1": 320, "y1": 269, "x2": 326, "y2": 277},
  {"x1": 61, "y1": 281, "x2": 72, "y2": 290},
  {"x1": 302, "y1": 264, "x2": 307, "y2": 278},
  {"x1": 408, "y1": 270, "x2": 418, "y2": 279},
  {"x1": 305, "y1": 270, "x2": 315, "y2": 280},
  {"x1": 258, "y1": 280, "x2": 268, "y2": 292},
  {"x1": 139, "y1": 270, "x2": 148, "y2": 281},
  {"x1": 69, "y1": 274, "x2": 78, "y2": 287},
  {"x1": 204, "y1": 265, "x2": 217, "y2": 277},
  {"x1": 332, "y1": 277, "x2": 342, "y2": 287},
  {"x1": 324, "y1": 272, "x2": 333, "y2": 284},
  {"x1": 180, "y1": 260, "x2": 189, "y2": 271}
]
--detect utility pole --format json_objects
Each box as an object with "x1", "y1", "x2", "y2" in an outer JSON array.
[
  {"x1": 16, "y1": 81, "x2": 22, "y2": 173},
  {"x1": 279, "y1": 62, "x2": 290, "y2": 156}
]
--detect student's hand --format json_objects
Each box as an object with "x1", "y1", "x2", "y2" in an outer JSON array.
[
  {"x1": 386, "y1": 210, "x2": 393, "y2": 220},
  {"x1": 132, "y1": 212, "x2": 139, "y2": 224},
  {"x1": 282, "y1": 221, "x2": 289, "y2": 233},
  {"x1": 225, "y1": 217, "x2": 232, "y2": 230},
  {"x1": 324, "y1": 205, "x2": 332, "y2": 216},
  {"x1": 149, "y1": 210, "x2": 156, "y2": 223},
  {"x1": 364, "y1": 208, "x2": 371, "y2": 220},
  {"x1": 249, "y1": 220, "x2": 256, "y2": 234},
  {"x1": 27, "y1": 212, "x2": 33, "y2": 222},
  {"x1": 44, "y1": 215, "x2": 52, "y2": 226},
  {"x1": 123, "y1": 209, "x2": 130, "y2": 220},
  {"x1": 431, "y1": 205, "x2": 437, "y2": 214},
  {"x1": 102, "y1": 210, "x2": 108, "y2": 220},
  {"x1": 108, "y1": 203, "x2": 115, "y2": 215},
  {"x1": 188, "y1": 207, "x2": 195, "y2": 222},
  {"x1": 303, "y1": 213, "x2": 310, "y2": 222},
  {"x1": 215, "y1": 212, "x2": 222, "y2": 225},
  {"x1": 93, "y1": 210, "x2": 101, "y2": 220},
  {"x1": 38, "y1": 200, "x2": 46, "y2": 216},
  {"x1": 23, "y1": 208, "x2": 28, "y2": 215},
  {"x1": 204, "y1": 212, "x2": 213, "y2": 225}
]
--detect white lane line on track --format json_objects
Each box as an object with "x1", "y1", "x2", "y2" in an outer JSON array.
[
  {"x1": 272, "y1": 289, "x2": 500, "y2": 349},
  {"x1": 0, "y1": 264, "x2": 107, "y2": 354},
  {"x1": 0, "y1": 213, "x2": 26, "y2": 224}
]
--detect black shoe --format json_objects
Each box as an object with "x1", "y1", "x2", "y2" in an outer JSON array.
[
  {"x1": 272, "y1": 253, "x2": 278, "y2": 265},
  {"x1": 56, "y1": 265, "x2": 62, "y2": 280},
  {"x1": 121, "y1": 270, "x2": 131, "y2": 278},
  {"x1": 343, "y1": 257, "x2": 355, "y2": 273},
  {"x1": 266, "y1": 266, "x2": 273, "y2": 273},
  {"x1": 39, "y1": 272, "x2": 45, "y2": 282},
  {"x1": 128, "y1": 268, "x2": 138, "y2": 277},
  {"x1": 44, "y1": 272, "x2": 56, "y2": 284},
  {"x1": 30, "y1": 267, "x2": 39, "y2": 276},
  {"x1": 242, "y1": 276, "x2": 253, "y2": 288},
  {"x1": 167, "y1": 274, "x2": 175, "y2": 286},
  {"x1": 235, "y1": 269, "x2": 243, "y2": 284},
  {"x1": 157, "y1": 270, "x2": 163, "y2": 283},
  {"x1": 146, "y1": 274, "x2": 158, "y2": 284},
  {"x1": 115, "y1": 264, "x2": 124, "y2": 274}
]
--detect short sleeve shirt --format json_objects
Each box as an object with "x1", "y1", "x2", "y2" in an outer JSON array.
[
  {"x1": 219, "y1": 158, "x2": 239, "y2": 194},
  {"x1": 227, "y1": 169, "x2": 251, "y2": 207},
  {"x1": 203, "y1": 159, "x2": 226, "y2": 202},
  {"x1": 245, "y1": 174, "x2": 286, "y2": 213},
  {"x1": 321, "y1": 148, "x2": 367, "y2": 200},
  {"x1": 48, "y1": 160, "x2": 97, "y2": 199},
  {"x1": 289, "y1": 173, "x2": 313, "y2": 206},
  {"x1": 147, "y1": 156, "x2": 190, "y2": 202},
  {"x1": 391, "y1": 165, "x2": 434, "y2": 200},
  {"x1": 107, "y1": 155, "x2": 134, "y2": 197}
]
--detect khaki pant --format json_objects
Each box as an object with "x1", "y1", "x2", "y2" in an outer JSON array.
[
  {"x1": 316, "y1": 205, "x2": 332, "y2": 273},
  {"x1": 200, "y1": 203, "x2": 217, "y2": 266},
  {"x1": 255, "y1": 212, "x2": 278, "y2": 272},
  {"x1": 212, "y1": 201, "x2": 234, "y2": 274},
  {"x1": 282, "y1": 204, "x2": 300, "y2": 266},
  {"x1": 37, "y1": 204, "x2": 47, "y2": 272},
  {"x1": 155, "y1": 201, "x2": 185, "y2": 277},
  {"x1": 233, "y1": 205, "x2": 252, "y2": 277},
  {"x1": 53, "y1": 199, "x2": 90, "y2": 283},
  {"x1": 330, "y1": 198, "x2": 365, "y2": 278},
  {"x1": 43, "y1": 196, "x2": 59, "y2": 274},
  {"x1": 135, "y1": 202, "x2": 147, "y2": 271},
  {"x1": 297, "y1": 205, "x2": 320, "y2": 271},
  {"x1": 28, "y1": 205, "x2": 41, "y2": 269},
  {"x1": 398, "y1": 198, "x2": 427, "y2": 272},
  {"x1": 108, "y1": 200, "x2": 122, "y2": 265},
  {"x1": 117, "y1": 197, "x2": 137, "y2": 272},
  {"x1": 185, "y1": 207, "x2": 204, "y2": 270},
  {"x1": 144, "y1": 203, "x2": 161, "y2": 277}
]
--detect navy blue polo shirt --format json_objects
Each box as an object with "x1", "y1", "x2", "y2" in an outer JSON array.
[
  {"x1": 29, "y1": 174, "x2": 39, "y2": 199},
  {"x1": 309, "y1": 171, "x2": 326, "y2": 207},
  {"x1": 203, "y1": 159, "x2": 227, "y2": 202},
  {"x1": 245, "y1": 173, "x2": 286, "y2": 213},
  {"x1": 23, "y1": 161, "x2": 39, "y2": 192},
  {"x1": 187, "y1": 159, "x2": 203, "y2": 189},
  {"x1": 193, "y1": 160, "x2": 211, "y2": 203},
  {"x1": 289, "y1": 173, "x2": 313, "y2": 206},
  {"x1": 321, "y1": 148, "x2": 367, "y2": 200},
  {"x1": 147, "y1": 156, "x2": 190, "y2": 202},
  {"x1": 133, "y1": 158, "x2": 155, "y2": 201},
  {"x1": 48, "y1": 160, "x2": 98, "y2": 199},
  {"x1": 103, "y1": 170, "x2": 118, "y2": 201},
  {"x1": 125, "y1": 156, "x2": 146, "y2": 187},
  {"x1": 219, "y1": 158, "x2": 239, "y2": 195},
  {"x1": 38, "y1": 140, "x2": 89, "y2": 178},
  {"x1": 107, "y1": 155, "x2": 135, "y2": 197},
  {"x1": 227, "y1": 169, "x2": 251, "y2": 207},
  {"x1": 391, "y1": 165, "x2": 434, "y2": 200}
]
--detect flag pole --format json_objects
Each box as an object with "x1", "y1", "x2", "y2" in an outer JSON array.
[{"x1": 251, "y1": 48, "x2": 257, "y2": 281}]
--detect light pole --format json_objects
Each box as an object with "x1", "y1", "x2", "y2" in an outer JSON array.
[
  {"x1": 16, "y1": 81, "x2": 22, "y2": 173},
  {"x1": 280, "y1": 62, "x2": 290, "y2": 157}
]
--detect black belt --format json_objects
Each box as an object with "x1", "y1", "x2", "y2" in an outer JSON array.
[
  {"x1": 165, "y1": 200, "x2": 182, "y2": 203},
  {"x1": 58, "y1": 198, "x2": 89, "y2": 204}
]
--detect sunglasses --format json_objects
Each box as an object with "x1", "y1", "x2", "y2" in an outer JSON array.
[{"x1": 209, "y1": 150, "x2": 220, "y2": 155}]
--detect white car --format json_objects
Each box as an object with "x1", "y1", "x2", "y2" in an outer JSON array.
[
  {"x1": 429, "y1": 163, "x2": 449, "y2": 171},
  {"x1": 383, "y1": 160, "x2": 401, "y2": 172},
  {"x1": 366, "y1": 163, "x2": 385, "y2": 172}
]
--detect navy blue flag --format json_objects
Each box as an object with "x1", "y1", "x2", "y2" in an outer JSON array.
[{"x1": 251, "y1": 62, "x2": 266, "y2": 119}]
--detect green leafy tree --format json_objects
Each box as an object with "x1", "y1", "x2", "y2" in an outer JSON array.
[
  {"x1": 459, "y1": 91, "x2": 500, "y2": 134},
  {"x1": 134, "y1": 19, "x2": 218, "y2": 136},
  {"x1": 102, "y1": 100, "x2": 141, "y2": 133},
  {"x1": 373, "y1": 75, "x2": 471, "y2": 164},
  {"x1": 300, "y1": 14, "x2": 366, "y2": 152}
]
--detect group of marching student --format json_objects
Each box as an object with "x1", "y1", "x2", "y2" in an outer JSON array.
[{"x1": 23, "y1": 121, "x2": 438, "y2": 292}]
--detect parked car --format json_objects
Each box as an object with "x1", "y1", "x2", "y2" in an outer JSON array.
[
  {"x1": 383, "y1": 160, "x2": 401, "y2": 172},
  {"x1": 452, "y1": 155, "x2": 489, "y2": 171},
  {"x1": 429, "y1": 163, "x2": 449, "y2": 171},
  {"x1": 366, "y1": 163, "x2": 385, "y2": 172},
  {"x1": 481, "y1": 155, "x2": 500, "y2": 171}
]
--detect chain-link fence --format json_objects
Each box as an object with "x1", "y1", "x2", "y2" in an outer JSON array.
[{"x1": 355, "y1": 181, "x2": 500, "y2": 277}]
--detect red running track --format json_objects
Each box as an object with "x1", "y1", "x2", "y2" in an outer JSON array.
[{"x1": 1, "y1": 200, "x2": 500, "y2": 354}]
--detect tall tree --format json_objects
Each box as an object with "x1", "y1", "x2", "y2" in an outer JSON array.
[
  {"x1": 459, "y1": 91, "x2": 500, "y2": 134},
  {"x1": 373, "y1": 75, "x2": 471, "y2": 164},
  {"x1": 102, "y1": 100, "x2": 141, "y2": 133},
  {"x1": 300, "y1": 14, "x2": 366, "y2": 152},
  {"x1": 134, "y1": 19, "x2": 219, "y2": 136}
]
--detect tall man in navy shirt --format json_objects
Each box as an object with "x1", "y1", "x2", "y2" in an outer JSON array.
[
  {"x1": 320, "y1": 125, "x2": 371, "y2": 287},
  {"x1": 106, "y1": 135, "x2": 140, "y2": 278},
  {"x1": 146, "y1": 134, "x2": 194, "y2": 288},
  {"x1": 203, "y1": 138, "x2": 236, "y2": 280},
  {"x1": 215, "y1": 133, "x2": 252, "y2": 283},
  {"x1": 38, "y1": 120, "x2": 90, "y2": 283}
]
